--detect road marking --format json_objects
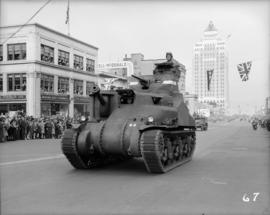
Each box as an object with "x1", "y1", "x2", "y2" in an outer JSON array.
[
  {"x1": 0, "y1": 154, "x2": 65, "y2": 166},
  {"x1": 232, "y1": 147, "x2": 248, "y2": 151},
  {"x1": 202, "y1": 177, "x2": 227, "y2": 185}
]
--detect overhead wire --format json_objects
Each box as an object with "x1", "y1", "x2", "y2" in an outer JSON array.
[{"x1": 1, "y1": 0, "x2": 52, "y2": 45}]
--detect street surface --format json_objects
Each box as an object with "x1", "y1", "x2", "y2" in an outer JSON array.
[{"x1": 0, "y1": 120, "x2": 269, "y2": 215}]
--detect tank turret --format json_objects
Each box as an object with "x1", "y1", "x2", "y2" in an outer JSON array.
[{"x1": 62, "y1": 53, "x2": 196, "y2": 173}]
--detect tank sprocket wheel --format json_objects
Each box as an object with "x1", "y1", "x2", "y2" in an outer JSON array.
[{"x1": 61, "y1": 129, "x2": 103, "y2": 169}]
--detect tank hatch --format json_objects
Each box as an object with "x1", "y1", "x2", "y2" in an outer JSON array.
[{"x1": 153, "y1": 52, "x2": 181, "y2": 83}]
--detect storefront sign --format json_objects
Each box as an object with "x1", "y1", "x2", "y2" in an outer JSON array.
[
  {"x1": 97, "y1": 62, "x2": 129, "y2": 69},
  {"x1": 41, "y1": 93, "x2": 70, "y2": 103},
  {"x1": 74, "y1": 95, "x2": 91, "y2": 103},
  {"x1": 0, "y1": 95, "x2": 26, "y2": 101}
]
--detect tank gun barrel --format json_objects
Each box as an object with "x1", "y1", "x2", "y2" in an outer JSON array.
[
  {"x1": 89, "y1": 85, "x2": 106, "y2": 105},
  {"x1": 131, "y1": 75, "x2": 150, "y2": 89}
]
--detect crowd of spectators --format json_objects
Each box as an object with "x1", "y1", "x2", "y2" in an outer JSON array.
[{"x1": 0, "y1": 113, "x2": 73, "y2": 143}]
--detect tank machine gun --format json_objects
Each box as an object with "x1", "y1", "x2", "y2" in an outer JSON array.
[
  {"x1": 62, "y1": 53, "x2": 196, "y2": 173},
  {"x1": 131, "y1": 75, "x2": 151, "y2": 89}
]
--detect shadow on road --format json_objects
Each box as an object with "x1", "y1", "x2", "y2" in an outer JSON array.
[{"x1": 66, "y1": 158, "x2": 154, "y2": 176}]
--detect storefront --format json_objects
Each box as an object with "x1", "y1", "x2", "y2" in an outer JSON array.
[
  {"x1": 0, "y1": 95, "x2": 27, "y2": 115},
  {"x1": 74, "y1": 96, "x2": 91, "y2": 118},
  {"x1": 40, "y1": 93, "x2": 70, "y2": 117}
]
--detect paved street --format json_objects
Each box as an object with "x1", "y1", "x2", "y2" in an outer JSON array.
[{"x1": 0, "y1": 121, "x2": 269, "y2": 215}]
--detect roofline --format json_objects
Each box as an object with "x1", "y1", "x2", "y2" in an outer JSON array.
[
  {"x1": 142, "y1": 58, "x2": 165, "y2": 61},
  {"x1": 0, "y1": 23, "x2": 98, "y2": 50}
]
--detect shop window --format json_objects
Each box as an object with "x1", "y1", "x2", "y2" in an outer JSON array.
[
  {"x1": 7, "y1": 43, "x2": 26, "y2": 60},
  {"x1": 41, "y1": 74, "x2": 54, "y2": 92},
  {"x1": 9, "y1": 104, "x2": 26, "y2": 112},
  {"x1": 86, "y1": 58, "x2": 95, "y2": 72},
  {"x1": 74, "y1": 79, "x2": 83, "y2": 95},
  {"x1": 0, "y1": 45, "x2": 3, "y2": 61},
  {"x1": 74, "y1": 54, "x2": 83, "y2": 70},
  {"x1": 0, "y1": 74, "x2": 2, "y2": 91},
  {"x1": 86, "y1": 81, "x2": 95, "y2": 95},
  {"x1": 7, "y1": 73, "x2": 26, "y2": 91},
  {"x1": 58, "y1": 50, "x2": 69, "y2": 67},
  {"x1": 58, "y1": 77, "x2": 69, "y2": 94},
  {"x1": 41, "y1": 44, "x2": 54, "y2": 63}
]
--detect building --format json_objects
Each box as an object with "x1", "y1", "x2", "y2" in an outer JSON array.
[
  {"x1": 123, "y1": 53, "x2": 186, "y2": 93},
  {"x1": 183, "y1": 92, "x2": 198, "y2": 115},
  {"x1": 193, "y1": 21, "x2": 229, "y2": 113},
  {"x1": 0, "y1": 23, "x2": 98, "y2": 118},
  {"x1": 95, "y1": 61, "x2": 133, "y2": 90},
  {"x1": 266, "y1": 96, "x2": 270, "y2": 114}
]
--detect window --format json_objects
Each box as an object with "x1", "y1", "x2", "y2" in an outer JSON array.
[
  {"x1": 74, "y1": 54, "x2": 83, "y2": 70},
  {"x1": 58, "y1": 50, "x2": 69, "y2": 67},
  {"x1": 7, "y1": 43, "x2": 26, "y2": 60},
  {"x1": 58, "y1": 77, "x2": 69, "y2": 93},
  {"x1": 41, "y1": 74, "x2": 54, "y2": 92},
  {"x1": 86, "y1": 58, "x2": 95, "y2": 72},
  {"x1": 41, "y1": 44, "x2": 54, "y2": 63},
  {"x1": 74, "y1": 79, "x2": 83, "y2": 95},
  {"x1": 7, "y1": 73, "x2": 26, "y2": 91},
  {"x1": 86, "y1": 81, "x2": 95, "y2": 95},
  {"x1": 0, "y1": 74, "x2": 2, "y2": 91},
  {"x1": 0, "y1": 45, "x2": 3, "y2": 61}
]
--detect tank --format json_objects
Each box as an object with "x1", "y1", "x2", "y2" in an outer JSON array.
[{"x1": 61, "y1": 53, "x2": 196, "y2": 173}]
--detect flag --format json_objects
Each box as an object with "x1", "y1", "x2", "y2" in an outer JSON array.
[
  {"x1": 237, "y1": 61, "x2": 252, "y2": 81},
  {"x1": 207, "y1": 69, "x2": 214, "y2": 91},
  {"x1": 65, "y1": 0, "x2": 69, "y2": 24}
]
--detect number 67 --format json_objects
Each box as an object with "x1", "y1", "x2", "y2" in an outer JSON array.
[{"x1": 242, "y1": 193, "x2": 260, "y2": 202}]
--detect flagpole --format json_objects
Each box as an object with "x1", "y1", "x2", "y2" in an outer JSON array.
[
  {"x1": 68, "y1": 0, "x2": 70, "y2": 36},
  {"x1": 66, "y1": 0, "x2": 70, "y2": 36}
]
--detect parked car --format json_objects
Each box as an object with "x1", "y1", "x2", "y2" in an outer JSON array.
[{"x1": 195, "y1": 117, "x2": 208, "y2": 131}]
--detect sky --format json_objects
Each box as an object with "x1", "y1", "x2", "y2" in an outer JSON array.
[{"x1": 1, "y1": 0, "x2": 269, "y2": 114}]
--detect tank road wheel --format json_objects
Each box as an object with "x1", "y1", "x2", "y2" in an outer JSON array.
[
  {"x1": 189, "y1": 134, "x2": 196, "y2": 157},
  {"x1": 173, "y1": 138, "x2": 181, "y2": 161},
  {"x1": 186, "y1": 136, "x2": 193, "y2": 157},
  {"x1": 160, "y1": 146, "x2": 169, "y2": 166}
]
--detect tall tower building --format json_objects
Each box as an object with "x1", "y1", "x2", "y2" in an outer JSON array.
[{"x1": 193, "y1": 21, "x2": 229, "y2": 112}]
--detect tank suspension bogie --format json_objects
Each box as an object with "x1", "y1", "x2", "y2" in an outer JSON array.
[{"x1": 140, "y1": 129, "x2": 196, "y2": 173}]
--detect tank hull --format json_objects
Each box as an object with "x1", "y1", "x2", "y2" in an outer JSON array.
[{"x1": 61, "y1": 53, "x2": 197, "y2": 173}]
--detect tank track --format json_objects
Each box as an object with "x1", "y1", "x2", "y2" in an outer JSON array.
[
  {"x1": 61, "y1": 129, "x2": 88, "y2": 169},
  {"x1": 62, "y1": 128, "x2": 131, "y2": 169},
  {"x1": 62, "y1": 129, "x2": 106, "y2": 169},
  {"x1": 140, "y1": 129, "x2": 196, "y2": 173}
]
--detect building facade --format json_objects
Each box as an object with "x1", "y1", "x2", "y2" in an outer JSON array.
[
  {"x1": 123, "y1": 53, "x2": 186, "y2": 93},
  {"x1": 193, "y1": 21, "x2": 229, "y2": 112},
  {"x1": 0, "y1": 23, "x2": 98, "y2": 118},
  {"x1": 266, "y1": 96, "x2": 270, "y2": 114},
  {"x1": 96, "y1": 61, "x2": 133, "y2": 90},
  {"x1": 183, "y1": 92, "x2": 198, "y2": 115}
]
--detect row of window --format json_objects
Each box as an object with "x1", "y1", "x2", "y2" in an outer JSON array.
[
  {"x1": 0, "y1": 45, "x2": 3, "y2": 61},
  {"x1": 7, "y1": 74, "x2": 27, "y2": 91},
  {"x1": 41, "y1": 74, "x2": 95, "y2": 95},
  {"x1": 0, "y1": 74, "x2": 26, "y2": 92},
  {"x1": 0, "y1": 74, "x2": 2, "y2": 91},
  {"x1": 41, "y1": 44, "x2": 95, "y2": 72},
  {"x1": 0, "y1": 43, "x2": 95, "y2": 73},
  {"x1": 194, "y1": 47, "x2": 225, "y2": 51},
  {"x1": 0, "y1": 44, "x2": 27, "y2": 61},
  {"x1": 0, "y1": 73, "x2": 95, "y2": 95}
]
